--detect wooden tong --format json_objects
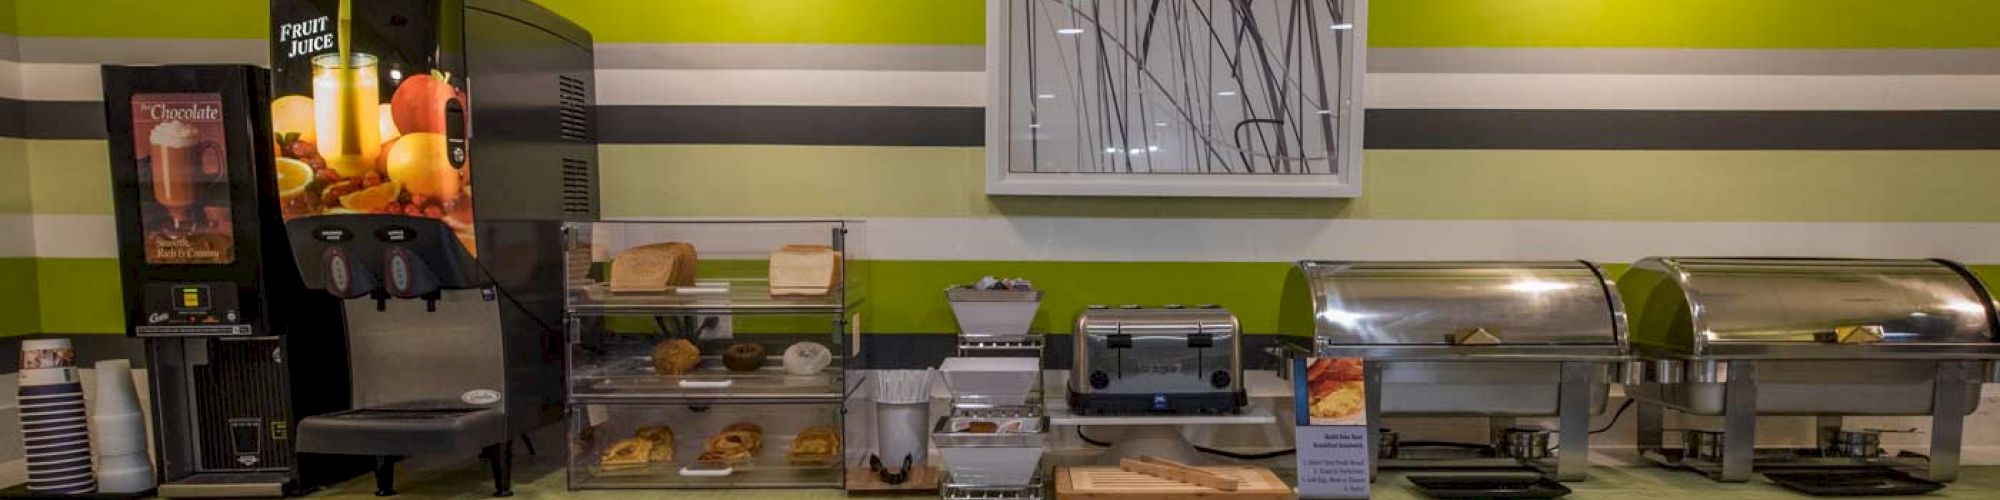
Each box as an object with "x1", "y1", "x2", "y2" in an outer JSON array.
[{"x1": 1118, "y1": 456, "x2": 1241, "y2": 491}]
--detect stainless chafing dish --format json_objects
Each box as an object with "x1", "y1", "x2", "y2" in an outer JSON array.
[
  {"x1": 1281, "y1": 261, "x2": 1627, "y2": 481},
  {"x1": 1620, "y1": 257, "x2": 2000, "y2": 483}
]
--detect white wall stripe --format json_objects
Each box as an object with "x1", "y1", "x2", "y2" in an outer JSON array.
[
  {"x1": 12, "y1": 63, "x2": 2000, "y2": 111},
  {"x1": 1367, "y1": 73, "x2": 2000, "y2": 111},
  {"x1": 30, "y1": 214, "x2": 117, "y2": 260},
  {"x1": 0, "y1": 215, "x2": 34, "y2": 259},
  {"x1": 14, "y1": 63, "x2": 101, "y2": 102},
  {"x1": 30, "y1": 215, "x2": 2000, "y2": 263},
  {"x1": 588, "y1": 69, "x2": 2000, "y2": 111},
  {"x1": 594, "y1": 69, "x2": 986, "y2": 107}
]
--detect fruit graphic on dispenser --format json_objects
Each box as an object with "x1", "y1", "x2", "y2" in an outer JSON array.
[
  {"x1": 271, "y1": 95, "x2": 316, "y2": 144},
  {"x1": 379, "y1": 103, "x2": 402, "y2": 143},
  {"x1": 339, "y1": 181, "x2": 402, "y2": 213},
  {"x1": 385, "y1": 132, "x2": 461, "y2": 200},
  {"x1": 391, "y1": 71, "x2": 461, "y2": 134}
]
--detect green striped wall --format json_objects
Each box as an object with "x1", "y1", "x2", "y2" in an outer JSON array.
[
  {"x1": 12, "y1": 0, "x2": 2000, "y2": 48},
  {"x1": 9, "y1": 1, "x2": 2000, "y2": 336}
]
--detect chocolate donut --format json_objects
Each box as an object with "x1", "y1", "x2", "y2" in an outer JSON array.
[{"x1": 721, "y1": 342, "x2": 768, "y2": 372}]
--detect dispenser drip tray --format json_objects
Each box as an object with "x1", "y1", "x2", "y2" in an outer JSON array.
[
  {"x1": 1762, "y1": 468, "x2": 1945, "y2": 497},
  {"x1": 296, "y1": 401, "x2": 507, "y2": 456}
]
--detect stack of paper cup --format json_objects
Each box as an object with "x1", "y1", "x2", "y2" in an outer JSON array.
[
  {"x1": 92, "y1": 359, "x2": 154, "y2": 493},
  {"x1": 18, "y1": 338, "x2": 96, "y2": 494}
]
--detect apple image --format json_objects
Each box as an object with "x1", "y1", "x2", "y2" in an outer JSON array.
[{"x1": 391, "y1": 70, "x2": 463, "y2": 134}]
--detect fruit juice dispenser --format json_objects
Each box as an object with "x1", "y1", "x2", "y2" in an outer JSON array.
[
  {"x1": 102, "y1": 65, "x2": 371, "y2": 497},
  {"x1": 268, "y1": 0, "x2": 596, "y2": 496}
]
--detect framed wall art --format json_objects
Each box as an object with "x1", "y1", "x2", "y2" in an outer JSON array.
[{"x1": 986, "y1": 0, "x2": 1367, "y2": 198}]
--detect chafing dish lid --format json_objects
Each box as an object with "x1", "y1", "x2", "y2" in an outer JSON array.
[
  {"x1": 1282, "y1": 261, "x2": 1625, "y2": 347},
  {"x1": 1619, "y1": 257, "x2": 2000, "y2": 358}
]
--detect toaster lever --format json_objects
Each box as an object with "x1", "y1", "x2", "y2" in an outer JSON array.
[
  {"x1": 1187, "y1": 333, "x2": 1214, "y2": 348},
  {"x1": 1108, "y1": 333, "x2": 1133, "y2": 349}
]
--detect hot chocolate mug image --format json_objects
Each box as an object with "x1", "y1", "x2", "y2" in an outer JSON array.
[{"x1": 147, "y1": 120, "x2": 222, "y2": 232}]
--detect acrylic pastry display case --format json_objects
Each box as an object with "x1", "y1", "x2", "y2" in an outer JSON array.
[{"x1": 561, "y1": 220, "x2": 858, "y2": 489}]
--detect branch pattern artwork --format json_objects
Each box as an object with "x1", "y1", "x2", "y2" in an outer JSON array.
[{"x1": 1002, "y1": 0, "x2": 1359, "y2": 177}]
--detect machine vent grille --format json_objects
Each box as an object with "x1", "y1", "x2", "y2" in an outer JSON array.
[
  {"x1": 557, "y1": 75, "x2": 590, "y2": 142},
  {"x1": 562, "y1": 157, "x2": 593, "y2": 214}
]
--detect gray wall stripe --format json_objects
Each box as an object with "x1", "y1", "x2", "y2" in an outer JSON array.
[
  {"x1": 1370, "y1": 48, "x2": 2000, "y2": 75},
  {"x1": 16, "y1": 36, "x2": 267, "y2": 65},
  {"x1": 597, "y1": 43, "x2": 983, "y2": 71},
  {"x1": 21, "y1": 101, "x2": 105, "y2": 140},
  {"x1": 0, "y1": 98, "x2": 22, "y2": 138},
  {"x1": 1364, "y1": 109, "x2": 2000, "y2": 150},
  {"x1": 598, "y1": 105, "x2": 985, "y2": 146},
  {"x1": 16, "y1": 101, "x2": 2000, "y2": 150}
]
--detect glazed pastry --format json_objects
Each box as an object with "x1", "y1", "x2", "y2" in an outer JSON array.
[
  {"x1": 699, "y1": 421, "x2": 765, "y2": 463},
  {"x1": 787, "y1": 426, "x2": 841, "y2": 466},
  {"x1": 781, "y1": 342, "x2": 833, "y2": 375},
  {"x1": 964, "y1": 421, "x2": 999, "y2": 434},
  {"x1": 599, "y1": 438, "x2": 653, "y2": 469},
  {"x1": 651, "y1": 339, "x2": 701, "y2": 375},
  {"x1": 634, "y1": 426, "x2": 674, "y2": 462},
  {"x1": 721, "y1": 342, "x2": 768, "y2": 372}
]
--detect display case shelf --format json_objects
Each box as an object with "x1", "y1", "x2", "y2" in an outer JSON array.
[
  {"x1": 563, "y1": 220, "x2": 857, "y2": 490},
  {"x1": 567, "y1": 280, "x2": 854, "y2": 317},
  {"x1": 568, "y1": 402, "x2": 845, "y2": 490},
  {"x1": 573, "y1": 361, "x2": 843, "y2": 404}
]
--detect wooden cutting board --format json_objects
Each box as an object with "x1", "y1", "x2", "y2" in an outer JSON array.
[{"x1": 1056, "y1": 465, "x2": 1294, "y2": 500}]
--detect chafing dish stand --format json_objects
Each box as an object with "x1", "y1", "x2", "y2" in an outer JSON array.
[
  {"x1": 1619, "y1": 257, "x2": 2000, "y2": 483},
  {"x1": 1282, "y1": 261, "x2": 1629, "y2": 482}
]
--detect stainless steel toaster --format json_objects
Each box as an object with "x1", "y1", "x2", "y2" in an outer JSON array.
[{"x1": 1068, "y1": 305, "x2": 1245, "y2": 414}]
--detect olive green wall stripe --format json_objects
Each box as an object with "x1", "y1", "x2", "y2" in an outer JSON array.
[
  {"x1": 601, "y1": 145, "x2": 2000, "y2": 222},
  {"x1": 26, "y1": 140, "x2": 2000, "y2": 221},
  {"x1": 14, "y1": 0, "x2": 265, "y2": 39},
  {"x1": 0, "y1": 138, "x2": 29, "y2": 213},
  {"x1": 33, "y1": 258, "x2": 120, "y2": 334},
  {"x1": 25, "y1": 140, "x2": 111, "y2": 215},
  {"x1": 533, "y1": 0, "x2": 983, "y2": 45},
  {"x1": 1373, "y1": 0, "x2": 2000, "y2": 49},
  {"x1": 12, "y1": 1, "x2": 2000, "y2": 49},
  {"x1": 0, "y1": 259, "x2": 39, "y2": 337},
  {"x1": 23, "y1": 258, "x2": 2000, "y2": 336}
]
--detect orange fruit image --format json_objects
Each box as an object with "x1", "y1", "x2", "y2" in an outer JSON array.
[
  {"x1": 379, "y1": 103, "x2": 402, "y2": 143},
  {"x1": 275, "y1": 157, "x2": 314, "y2": 198},
  {"x1": 339, "y1": 181, "x2": 403, "y2": 213},
  {"x1": 272, "y1": 95, "x2": 315, "y2": 143},
  {"x1": 385, "y1": 132, "x2": 461, "y2": 200}
]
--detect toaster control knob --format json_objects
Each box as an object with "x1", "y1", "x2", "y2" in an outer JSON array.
[
  {"x1": 1198, "y1": 304, "x2": 1220, "y2": 309},
  {"x1": 1164, "y1": 304, "x2": 1185, "y2": 309},
  {"x1": 1119, "y1": 304, "x2": 1141, "y2": 310},
  {"x1": 1087, "y1": 304, "x2": 1108, "y2": 310},
  {"x1": 1090, "y1": 371, "x2": 1110, "y2": 389},
  {"x1": 1210, "y1": 370, "x2": 1233, "y2": 389}
]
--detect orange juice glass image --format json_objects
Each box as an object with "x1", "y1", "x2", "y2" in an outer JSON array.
[
  {"x1": 311, "y1": 52, "x2": 382, "y2": 177},
  {"x1": 149, "y1": 120, "x2": 215, "y2": 231}
]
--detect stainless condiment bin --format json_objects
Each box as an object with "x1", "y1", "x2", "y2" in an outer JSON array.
[
  {"x1": 1619, "y1": 257, "x2": 2000, "y2": 483},
  {"x1": 1281, "y1": 261, "x2": 1627, "y2": 481}
]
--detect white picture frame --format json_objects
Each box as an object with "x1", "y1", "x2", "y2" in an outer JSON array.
[{"x1": 986, "y1": 0, "x2": 1367, "y2": 198}]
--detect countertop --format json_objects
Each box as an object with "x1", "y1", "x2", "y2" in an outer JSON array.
[{"x1": 302, "y1": 447, "x2": 2000, "y2": 499}]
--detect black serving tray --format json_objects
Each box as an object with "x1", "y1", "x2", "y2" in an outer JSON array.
[
  {"x1": 1763, "y1": 468, "x2": 1945, "y2": 497},
  {"x1": 1407, "y1": 474, "x2": 1571, "y2": 499}
]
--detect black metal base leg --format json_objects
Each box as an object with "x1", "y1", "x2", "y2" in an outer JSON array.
[
  {"x1": 486, "y1": 442, "x2": 514, "y2": 497},
  {"x1": 520, "y1": 434, "x2": 536, "y2": 456},
  {"x1": 374, "y1": 456, "x2": 399, "y2": 497}
]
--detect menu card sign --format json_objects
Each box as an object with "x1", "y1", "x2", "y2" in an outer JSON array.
[{"x1": 1294, "y1": 357, "x2": 1369, "y2": 499}]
